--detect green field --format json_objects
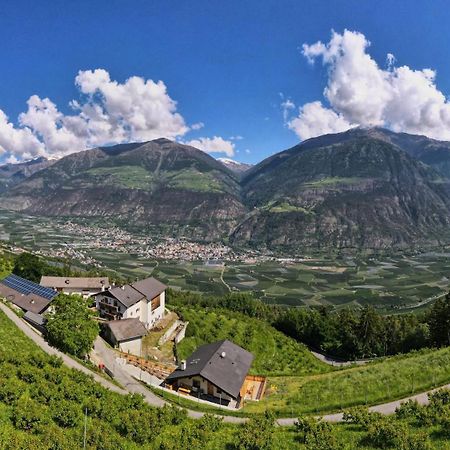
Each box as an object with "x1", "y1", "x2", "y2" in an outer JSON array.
[
  {"x1": 176, "y1": 307, "x2": 331, "y2": 376},
  {"x1": 244, "y1": 347, "x2": 450, "y2": 416},
  {"x1": 0, "y1": 209, "x2": 449, "y2": 312}
]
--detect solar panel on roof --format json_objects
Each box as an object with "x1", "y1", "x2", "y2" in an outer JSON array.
[{"x1": 2, "y1": 274, "x2": 57, "y2": 300}]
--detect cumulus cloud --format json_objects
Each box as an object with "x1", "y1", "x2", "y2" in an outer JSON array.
[
  {"x1": 184, "y1": 136, "x2": 235, "y2": 157},
  {"x1": 288, "y1": 101, "x2": 355, "y2": 140},
  {"x1": 286, "y1": 29, "x2": 450, "y2": 141},
  {"x1": 0, "y1": 110, "x2": 44, "y2": 160},
  {"x1": 0, "y1": 69, "x2": 233, "y2": 161}
]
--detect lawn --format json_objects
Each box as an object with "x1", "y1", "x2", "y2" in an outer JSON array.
[{"x1": 243, "y1": 346, "x2": 450, "y2": 416}]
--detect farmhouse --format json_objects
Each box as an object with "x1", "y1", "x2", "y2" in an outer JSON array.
[
  {"x1": 103, "y1": 318, "x2": 148, "y2": 356},
  {"x1": 40, "y1": 276, "x2": 110, "y2": 297},
  {"x1": 94, "y1": 276, "x2": 166, "y2": 329},
  {"x1": 0, "y1": 274, "x2": 57, "y2": 315},
  {"x1": 165, "y1": 340, "x2": 254, "y2": 408}
]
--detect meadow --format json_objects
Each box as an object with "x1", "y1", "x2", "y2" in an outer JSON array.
[{"x1": 244, "y1": 346, "x2": 450, "y2": 416}]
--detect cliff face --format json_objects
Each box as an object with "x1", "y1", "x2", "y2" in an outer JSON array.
[{"x1": 2, "y1": 130, "x2": 450, "y2": 251}]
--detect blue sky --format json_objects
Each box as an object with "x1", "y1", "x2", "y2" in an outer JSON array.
[{"x1": 1, "y1": 0, "x2": 450, "y2": 164}]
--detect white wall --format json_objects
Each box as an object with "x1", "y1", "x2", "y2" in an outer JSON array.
[
  {"x1": 146, "y1": 291, "x2": 165, "y2": 329},
  {"x1": 96, "y1": 290, "x2": 166, "y2": 330},
  {"x1": 119, "y1": 338, "x2": 142, "y2": 356}
]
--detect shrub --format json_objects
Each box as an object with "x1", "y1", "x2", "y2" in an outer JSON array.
[
  {"x1": 343, "y1": 406, "x2": 382, "y2": 428},
  {"x1": 237, "y1": 411, "x2": 275, "y2": 450}
]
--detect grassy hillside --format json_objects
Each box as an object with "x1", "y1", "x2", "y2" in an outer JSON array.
[
  {"x1": 0, "y1": 307, "x2": 306, "y2": 449},
  {"x1": 244, "y1": 346, "x2": 450, "y2": 417},
  {"x1": 4, "y1": 306, "x2": 450, "y2": 448},
  {"x1": 176, "y1": 307, "x2": 331, "y2": 376}
]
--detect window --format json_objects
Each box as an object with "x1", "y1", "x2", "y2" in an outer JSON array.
[
  {"x1": 193, "y1": 379, "x2": 200, "y2": 389},
  {"x1": 151, "y1": 295, "x2": 161, "y2": 311}
]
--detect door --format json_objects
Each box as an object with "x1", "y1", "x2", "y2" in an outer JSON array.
[{"x1": 207, "y1": 381, "x2": 214, "y2": 396}]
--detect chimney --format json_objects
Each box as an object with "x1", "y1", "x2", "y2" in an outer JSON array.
[
  {"x1": 180, "y1": 360, "x2": 186, "y2": 370},
  {"x1": 121, "y1": 285, "x2": 125, "y2": 290},
  {"x1": 220, "y1": 351, "x2": 226, "y2": 358}
]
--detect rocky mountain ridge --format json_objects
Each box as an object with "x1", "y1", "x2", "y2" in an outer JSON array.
[{"x1": 1, "y1": 129, "x2": 450, "y2": 251}]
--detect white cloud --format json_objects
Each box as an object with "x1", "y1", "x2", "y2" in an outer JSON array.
[
  {"x1": 286, "y1": 29, "x2": 450, "y2": 141},
  {"x1": 0, "y1": 109, "x2": 44, "y2": 160},
  {"x1": 184, "y1": 136, "x2": 235, "y2": 157},
  {"x1": 191, "y1": 122, "x2": 204, "y2": 130},
  {"x1": 288, "y1": 101, "x2": 355, "y2": 140},
  {"x1": 0, "y1": 69, "x2": 232, "y2": 162}
]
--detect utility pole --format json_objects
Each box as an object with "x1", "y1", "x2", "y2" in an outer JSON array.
[{"x1": 83, "y1": 407, "x2": 87, "y2": 450}]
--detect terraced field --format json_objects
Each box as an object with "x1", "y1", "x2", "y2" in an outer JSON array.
[{"x1": 0, "y1": 209, "x2": 449, "y2": 311}]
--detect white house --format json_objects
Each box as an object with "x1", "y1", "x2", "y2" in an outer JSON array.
[
  {"x1": 40, "y1": 276, "x2": 110, "y2": 298},
  {"x1": 94, "y1": 277, "x2": 166, "y2": 330}
]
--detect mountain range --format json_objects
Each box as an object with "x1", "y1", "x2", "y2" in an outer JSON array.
[{"x1": 1, "y1": 128, "x2": 450, "y2": 251}]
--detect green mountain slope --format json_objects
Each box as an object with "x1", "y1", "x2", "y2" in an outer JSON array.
[
  {"x1": 0, "y1": 139, "x2": 245, "y2": 240},
  {"x1": 2, "y1": 130, "x2": 450, "y2": 250},
  {"x1": 233, "y1": 135, "x2": 450, "y2": 250}
]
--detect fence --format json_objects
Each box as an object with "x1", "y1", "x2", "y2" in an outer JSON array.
[{"x1": 118, "y1": 351, "x2": 175, "y2": 379}]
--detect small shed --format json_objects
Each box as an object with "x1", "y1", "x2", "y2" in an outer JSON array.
[
  {"x1": 23, "y1": 311, "x2": 46, "y2": 333},
  {"x1": 104, "y1": 318, "x2": 148, "y2": 356}
]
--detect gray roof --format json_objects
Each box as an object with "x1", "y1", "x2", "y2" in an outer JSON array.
[
  {"x1": 106, "y1": 318, "x2": 148, "y2": 342},
  {"x1": 40, "y1": 276, "x2": 110, "y2": 289},
  {"x1": 104, "y1": 277, "x2": 166, "y2": 308},
  {"x1": 0, "y1": 283, "x2": 51, "y2": 314},
  {"x1": 24, "y1": 311, "x2": 46, "y2": 327},
  {"x1": 108, "y1": 285, "x2": 143, "y2": 308},
  {"x1": 165, "y1": 340, "x2": 254, "y2": 399},
  {"x1": 132, "y1": 277, "x2": 167, "y2": 301}
]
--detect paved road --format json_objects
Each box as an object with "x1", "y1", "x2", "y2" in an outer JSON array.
[
  {"x1": 2, "y1": 301, "x2": 449, "y2": 426},
  {"x1": 310, "y1": 350, "x2": 371, "y2": 367}
]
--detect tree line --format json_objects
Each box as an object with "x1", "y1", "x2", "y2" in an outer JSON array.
[{"x1": 167, "y1": 289, "x2": 450, "y2": 360}]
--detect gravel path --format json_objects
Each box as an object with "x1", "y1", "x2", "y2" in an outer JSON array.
[
  {"x1": 310, "y1": 350, "x2": 373, "y2": 367},
  {"x1": 2, "y1": 301, "x2": 446, "y2": 426}
]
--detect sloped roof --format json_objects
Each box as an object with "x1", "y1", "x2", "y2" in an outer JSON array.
[
  {"x1": 108, "y1": 284, "x2": 143, "y2": 308},
  {"x1": 40, "y1": 276, "x2": 109, "y2": 289},
  {"x1": 165, "y1": 340, "x2": 254, "y2": 399},
  {"x1": 0, "y1": 283, "x2": 52, "y2": 314},
  {"x1": 132, "y1": 277, "x2": 167, "y2": 301},
  {"x1": 106, "y1": 318, "x2": 147, "y2": 342},
  {"x1": 104, "y1": 277, "x2": 166, "y2": 308}
]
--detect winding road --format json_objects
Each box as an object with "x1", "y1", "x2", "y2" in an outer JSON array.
[{"x1": 1, "y1": 301, "x2": 448, "y2": 426}]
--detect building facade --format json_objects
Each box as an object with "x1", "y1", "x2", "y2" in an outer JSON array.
[
  {"x1": 40, "y1": 276, "x2": 110, "y2": 298},
  {"x1": 95, "y1": 277, "x2": 166, "y2": 330},
  {"x1": 165, "y1": 340, "x2": 254, "y2": 408}
]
